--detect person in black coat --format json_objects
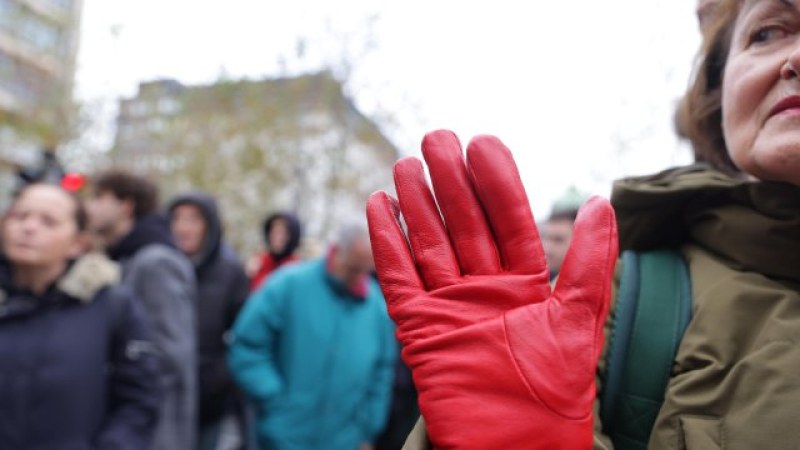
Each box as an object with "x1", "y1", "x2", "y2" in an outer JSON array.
[
  {"x1": 0, "y1": 183, "x2": 161, "y2": 449},
  {"x1": 168, "y1": 192, "x2": 250, "y2": 450}
]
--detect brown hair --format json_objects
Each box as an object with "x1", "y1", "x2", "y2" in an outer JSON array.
[
  {"x1": 93, "y1": 169, "x2": 159, "y2": 218},
  {"x1": 71, "y1": 193, "x2": 89, "y2": 232},
  {"x1": 676, "y1": 0, "x2": 743, "y2": 175}
]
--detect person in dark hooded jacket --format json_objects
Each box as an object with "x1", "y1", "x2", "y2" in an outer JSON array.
[
  {"x1": 248, "y1": 212, "x2": 302, "y2": 292},
  {"x1": 0, "y1": 183, "x2": 161, "y2": 450},
  {"x1": 168, "y1": 192, "x2": 250, "y2": 450}
]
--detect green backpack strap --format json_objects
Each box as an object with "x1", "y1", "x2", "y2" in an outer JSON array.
[{"x1": 600, "y1": 249, "x2": 692, "y2": 450}]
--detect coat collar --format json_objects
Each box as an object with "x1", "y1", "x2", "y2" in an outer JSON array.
[
  {"x1": 56, "y1": 252, "x2": 121, "y2": 303},
  {"x1": 612, "y1": 164, "x2": 800, "y2": 284},
  {"x1": 0, "y1": 252, "x2": 120, "y2": 314}
]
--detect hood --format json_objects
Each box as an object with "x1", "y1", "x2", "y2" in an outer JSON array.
[
  {"x1": 107, "y1": 213, "x2": 176, "y2": 262},
  {"x1": 168, "y1": 192, "x2": 223, "y2": 271},
  {"x1": 263, "y1": 212, "x2": 302, "y2": 262},
  {"x1": 611, "y1": 163, "x2": 800, "y2": 283}
]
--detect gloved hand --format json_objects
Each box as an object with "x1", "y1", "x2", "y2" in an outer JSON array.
[{"x1": 367, "y1": 130, "x2": 618, "y2": 449}]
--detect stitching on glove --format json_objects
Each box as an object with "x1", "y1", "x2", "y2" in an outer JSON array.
[{"x1": 502, "y1": 312, "x2": 592, "y2": 421}]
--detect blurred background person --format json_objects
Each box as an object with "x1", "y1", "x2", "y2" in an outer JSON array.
[
  {"x1": 541, "y1": 208, "x2": 577, "y2": 282},
  {"x1": 229, "y1": 221, "x2": 396, "y2": 450},
  {"x1": 86, "y1": 169, "x2": 198, "y2": 450},
  {"x1": 168, "y1": 192, "x2": 250, "y2": 450},
  {"x1": 540, "y1": 187, "x2": 589, "y2": 281},
  {"x1": 0, "y1": 183, "x2": 160, "y2": 449},
  {"x1": 248, "y1": 212, "x2": 302, "y2": 292}
]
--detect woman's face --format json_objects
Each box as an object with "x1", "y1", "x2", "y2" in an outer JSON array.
[
  {"x1": 268, "y1": 218, "x2": 290, "y2": 254},
  {"x1": 2, "y1": 185, "x2": 83, "y2": 269},
  {"x1": 723, "y1": 0, "x2": 800, "y2": 184}
]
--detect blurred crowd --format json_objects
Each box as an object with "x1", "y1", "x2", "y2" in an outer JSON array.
[
  {"x1": 0, "y1": 168, "x2": 422, "y2": 450},
  {"x1": 5, "y1": 0, "x2": 799, "y2": 448}
]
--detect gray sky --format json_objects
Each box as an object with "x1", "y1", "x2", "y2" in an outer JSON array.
[{"x1": 76, "y1": 0, "x2": 701, "y2": 219}]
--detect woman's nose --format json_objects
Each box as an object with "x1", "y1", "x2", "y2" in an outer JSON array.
[{"x1": 780, "y1": 43, "x2": 800, "y2": 80}]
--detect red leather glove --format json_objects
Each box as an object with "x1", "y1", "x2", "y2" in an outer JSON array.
[{"x1": 367, "y1": 130, "x2": 618, "y2": 449}]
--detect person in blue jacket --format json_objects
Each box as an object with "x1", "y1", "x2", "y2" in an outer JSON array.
[
  {"x1": 0, "y1": 183, "x2": 161, "y2": 449},
  {"x1": 228, "y1": 221, "x2": 396, "y2": 450}
]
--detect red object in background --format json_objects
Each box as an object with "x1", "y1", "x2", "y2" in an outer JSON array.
[
  {"x1": 61, "y1": 173, "x2": 86, "y2": 192},
  {"x1": 249, "y1": 253, "x2": 299, "y2": 292}
]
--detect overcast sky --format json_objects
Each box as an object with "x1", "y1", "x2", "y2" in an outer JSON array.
[{"x1": 76, "y1": 0, "x2": 701, "y2": 219}]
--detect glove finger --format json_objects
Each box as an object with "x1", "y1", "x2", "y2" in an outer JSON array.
[
  {"x1": 421, "y1": 130, "x2": 502, "y2": 275},
  {"x1": 367, "y1": 191, "x2": 425, "y2": 305},
  {"x1": 504, "y1": 198, "x2": 617, "y2": 420},
  {"x1": 395, "y1": 157, "x2": 460, "y2": 289},
  {"x1": 465, "y1": 135, "x2": 548, "y2": 277},
  {"x1": 552, "y1": 196, "x2": 618, "y2": 345}
]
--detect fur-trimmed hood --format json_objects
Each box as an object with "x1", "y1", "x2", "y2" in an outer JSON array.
[{"x1": 57, "y1": 252, "x2": 121, "y2": 303}]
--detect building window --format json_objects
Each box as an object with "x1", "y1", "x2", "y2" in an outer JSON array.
[
  {"x1": 130, "y1": 101, "x2": 150, "y2": 116},
  {"x1": 0, "y1": 2, "x2": 64, "y2": 55},
  {"x1": 19, "y1": 15, "x2": 61, "y2": 53},
  {"x1": 157, "y1": 98, "x2": 180, "y2": 115},
  {"x1": 0, "y1": 0, "x2": 12, "y2": 16},
  {"x1": 0, "y1": 52, "x2": 48, "y2": 106},
  {"x1": 45, "y1": 0, "x2": 74, "y2": 12},
  {"x1": 0, "y1": 0, "x2": 17, "y2": 32},
  {"x1": 148, "y1": 117, "x2": 166, "y2": 133}
]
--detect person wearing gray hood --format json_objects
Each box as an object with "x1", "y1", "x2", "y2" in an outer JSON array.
[{"x1": 168, "y1": 192, "x2": 250, "y2": 450}]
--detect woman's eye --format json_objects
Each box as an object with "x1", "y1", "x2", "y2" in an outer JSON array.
[
  {"x1": 7, "y1": 211, "x2": 25, "y2": 222},
  {"x1": 750, "y1": 26, "x2": 788, "y2": 45}
]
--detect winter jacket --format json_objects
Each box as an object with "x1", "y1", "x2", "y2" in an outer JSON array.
[
  {"x1": 250, "y1": 212, "x2": 302, "y2": 292},
  {"x1": 108, "y1": 214, "x2": 198, "y2": 450},
  {"x1": 168, "y1": 193, "x2": 250, "y2": 426},
  {"x1": 402, "y1": 165, "x2": 800, "y2": 450},
  {"x1": 0, "y1": 253, "x2": 161, "y2": 450},
  {"x1": 228, "y1": 258, "x2": 397, "y2": 450},
  {"x1": 595, "y1": 164, "x2": 800, "y2": 449}
]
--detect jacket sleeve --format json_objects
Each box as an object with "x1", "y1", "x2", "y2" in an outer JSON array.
[
  {"x1": 127, "y1": 247, "x2": 197, "y2": 386},
  {"x1": 95, "y1": 287, "x2": 162, "y2": 450},
  {"x1": 126, "y1": 247, "x2": 198, "y2": 450},
  {"x1": 356, "y1": 295, "x2": 399, "y2": 441},
  {"x1": 227, "y1": 276, "x2": 287, "y2": 405}
]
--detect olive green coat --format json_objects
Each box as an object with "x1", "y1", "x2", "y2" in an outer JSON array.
[{"x1": 403, "y1": 165, "x2": 800, "y2": 449}]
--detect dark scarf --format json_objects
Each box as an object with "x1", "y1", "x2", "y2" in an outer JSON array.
[{"x1": 107, "y1": 214, "x2": 176, "y2": 262}]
